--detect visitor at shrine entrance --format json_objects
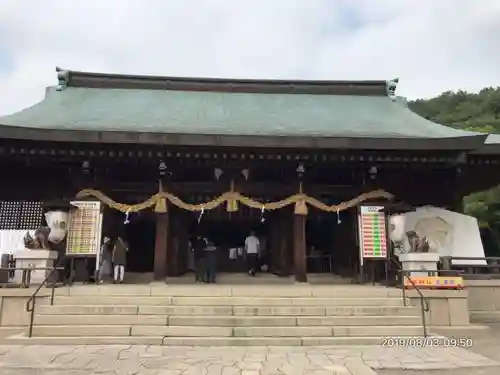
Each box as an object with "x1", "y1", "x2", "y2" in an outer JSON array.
[
  {"x1": 189, "y1": 233, "x2": 218, "y2": 283},
  {"x1": 245, "y1": 231, "x2": 260, "y2": 276},
  {"x1": 112, "y1": 236, "x2": 128, "y2": 284},
  {"x1": 191, "y1": 234, "x2": 206, "y2": 283}
]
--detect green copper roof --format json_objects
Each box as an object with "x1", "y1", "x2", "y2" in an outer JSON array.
[
  {"x1": 0, "y1": 85, "x2": 481, "y2": 139},
  {"x1": 0, "y1": 69, "x2": 495, "y2": 151}
]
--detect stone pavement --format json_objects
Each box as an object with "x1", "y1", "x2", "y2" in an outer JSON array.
[
  {"x1": 379, "y1": 323, "x2": 500, "y2": 375},
  {"x1": 0, "y1": 344, "x2": 498, "y2": 375}
]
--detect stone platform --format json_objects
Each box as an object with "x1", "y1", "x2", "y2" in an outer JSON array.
[
  {"x1": 3, "y1": 283, "x2": 429, "y2": 346},
  {"x1": 0, "y1": 282, "x2": 481, "y2": 348}
]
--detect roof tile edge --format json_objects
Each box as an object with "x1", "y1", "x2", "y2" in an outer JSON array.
[{"x1": 53, "y1": 67, "x2": 393, "y2": 96}]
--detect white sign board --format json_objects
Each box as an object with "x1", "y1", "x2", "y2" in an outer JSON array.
[
  {"x1": 358, "y1": 206, "x2": 388, "y2": 266},
  {"x1": 65, "y1": 201, "x2": 103, "y2": 257}
]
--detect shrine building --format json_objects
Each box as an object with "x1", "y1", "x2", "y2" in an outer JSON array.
[{"x1": 1, "y1": 68, "x2": 500, "y2": 283}]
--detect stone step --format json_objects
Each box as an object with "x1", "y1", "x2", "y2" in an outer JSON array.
[
  {"x1": 31, "y1": 325, "x2": 424, "y2": 337},
  {"x1": 58, "y1": 285, "x2": 404, "y2": 298},
  {"x1": 33, "y1": 325, "x2": 131, "y2": 337},
  {"x1": 168, "y1": 315, "x2": 421, "y2": 327},
  {"x1": 3, "y1": 334, "x2": 429, "y2": 346},
  {"x1": 230, "y1": 305, "x2": 416, "y2": 316},
  {"x1": 37, "y1": 305, "x2": 140, "y2": 315},
  {"x1": 52, "y1": 295, "x2": 405, "y2": 306},
  {"x1": 34, "y1": 314, "x2": 421, "y2": 326},
  {"x1": 35, "y1": 314, "x2": 168, "y2": 326},
  {"x1": 172, "y1": 297, "x2": 404, "y2": 306},
  {"x1": 37, "y1": 304, "x2": 418, "y2": 316},
  {"x1": 3, "y1": 334, "x2": 164, "y2": 345},
  {"x1": 161, "y1": 336, "x2": 417, "y2": 346},
  {"x1": 54, "y1": 296, "x2": 172, "y2": 306},
  {"x1": 470, "y1": 311, "x2": 500, "y2": 323},
  {"x1": 0, "y1": 327, "x2": 26, "y2": 337}
]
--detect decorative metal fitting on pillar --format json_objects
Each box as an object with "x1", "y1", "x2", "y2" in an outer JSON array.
[
  {"x1": 214, "y1": 168, "x2": 223, "y2": 181},
  {"x1": 158, "y1": 160, "x2": 167, "y2": 177},
  {"x1": 296, "y1": 163, "x2": 306, "y2": 179},
  {"x1": 368, "y1": 166, "x2": 378, "y2": 180},
  {"x1": 82, "y1": 160, "x2": 90, "y2": 175}
]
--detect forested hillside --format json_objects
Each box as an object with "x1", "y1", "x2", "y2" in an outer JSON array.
[
  {"x1": 409, "y1": 87, "x2": 500, "y2": 133},
  {"x1": 409, "y1": 87, "x2": 500, "y2": 254}
]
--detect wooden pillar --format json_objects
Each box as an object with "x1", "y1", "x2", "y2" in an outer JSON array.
[
  {"x1": 167, "y1": 211, "x2": 177, "y2": 277},
  {"x1": 154, "y1": 169, "x2": 170, "y2": 281},
  {"x1": 168, "y1": 209, "x2": 187, "y2": 276},
  {"x1": 293, "y1": 213, "x2": 307, "y2": 283},
  {"x1": 270, "y1": 212, "x2": 281, "y2": 275},
  {"x1": 279, "y1": 211, "x2": 291, "y2": 276},
  {"x1": 154, "y1": 211, "x2": 169, "y2": 281},
  {"x1": 175, "y1": 211, "x2": 189, "y2": 275},
  {"x1": 453, "y1": 168, "x2": 464, "y2": 213}
]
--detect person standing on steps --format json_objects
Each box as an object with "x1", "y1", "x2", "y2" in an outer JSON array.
[
  {"x1": 204, "y1": 237, "x2": 217, "y2": 283},
  {"x1": 112, "y1": 236, "x2": 128, "y2": 284},
  {"x1": 97, "y1": 236, "x2": 112, "y2": 284},
  {"x1": 192, "y1": 234, "x2": 207, "y2": 283},
  {"x1": 245, "y1": 230, "x2": 260, "y2": 276}
]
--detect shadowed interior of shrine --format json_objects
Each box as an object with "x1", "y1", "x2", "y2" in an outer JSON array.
[
  {"x1": 0, "y1": 140, "x2": 488, "y2": 284},
  {"x1": 96, "y1": 191, "x2": 360, "y2": 280},
  {"x1": 98, "y1": 195, "x2": 361, "y2": 281},
  {"x1": 191, "y1": 212, "x2": 270, "y2": 274}
]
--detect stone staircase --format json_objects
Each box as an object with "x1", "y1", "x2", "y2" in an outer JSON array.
[{"x1": 7, "y1": 284, "x2": 426, "y2": 345}]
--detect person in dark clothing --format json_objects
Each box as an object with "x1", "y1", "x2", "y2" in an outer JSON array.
[
  {"x1": 204, "y1": 238, "x2": 217, "y2": 283},
  {"x1": 97, "y1": 237, "x2": 112, "y2": 284},
  {"x1": 112, "y1": 236, "x2": 128, "y2": 284},
  {"x1": 192, "y1": 235, "x2": 207, "y2": 283}
]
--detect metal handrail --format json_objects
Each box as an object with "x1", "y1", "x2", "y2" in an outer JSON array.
[
  {"x1": 0, "y1": 266, "x2": 62, "y2": 288},
  {"x1": 25, "y1": 266, "x2": 64, "y2": 338},
  {"x1": 398, "y1": 270, "x2": 430, "y2": 337},
  {"x1": 387, "y1": 256, "x2": 430, "y2": 337},
  {"x1": 441, "y1": 256, "x2": 500, "y2": 278},
  {"x1": 444, "y1": 256, "x2": 500, "y2": 261}
]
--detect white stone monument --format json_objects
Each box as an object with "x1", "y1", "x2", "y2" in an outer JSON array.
[
  {"x1": 388, "y1": 212, "x2": 440, "y2": 276},
  {"x1": 398, "y1": 252, "x2": 440, "y2": 277},
  {"x1": 14, "y1": 249, "x2": 58, "y2": 284}
]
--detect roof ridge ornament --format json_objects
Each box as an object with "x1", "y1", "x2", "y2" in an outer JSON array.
[
  {"x1": 55, "y1": 67, "x2": 70, "y2": 91},
  {"x1": 386, "y1": 78, "x2": 399, "y2": 101}
]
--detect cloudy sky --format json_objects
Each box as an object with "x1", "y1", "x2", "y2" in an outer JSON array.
[{"x1": 0, "y1": 0, "x2": 499, "y2": 115}]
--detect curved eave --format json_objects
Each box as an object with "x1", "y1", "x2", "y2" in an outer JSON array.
[
  {"x1": 471, "y1": 144, "x2": 500, "y2": 155},
  {"x1": 0, "y1": 124, "x2": 488, "y2": 150},
  {"x1": 471, "y1": 134, "x2": 500, "y2": 155}
]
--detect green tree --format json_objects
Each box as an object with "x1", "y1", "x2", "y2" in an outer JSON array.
[{"x1": 408, "y1": 87, "x2": 500, "y2": 132}]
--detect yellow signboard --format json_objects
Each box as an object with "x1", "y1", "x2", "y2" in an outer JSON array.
[{"x1": 404, "y1": 276, "x2": 464, "y2": 289}]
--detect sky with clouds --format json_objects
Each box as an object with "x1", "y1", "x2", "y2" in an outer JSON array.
[{"x1": 0, "y1": 0, "x2": 499, "y2": 116}]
